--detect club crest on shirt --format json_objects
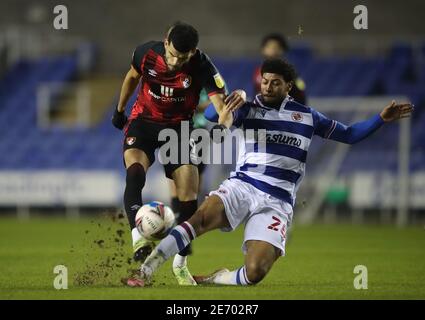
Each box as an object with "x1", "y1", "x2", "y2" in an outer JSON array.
[
  {"x1": 126, "y1": 137, "x2": 136, "y2": 145},
  {"x1": 291, "y1": 112, "x2": 303, "y2": 122},
  {"x1": 181, "y1": 75, "x2": 192, "y2": 89}
]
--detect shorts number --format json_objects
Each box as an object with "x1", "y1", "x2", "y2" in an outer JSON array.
[{"x1": 268, "y1": 215, "x2": 286, "y2": 239}]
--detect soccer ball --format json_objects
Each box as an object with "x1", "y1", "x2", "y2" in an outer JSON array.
[{"x1": 135, "y1": 201, "x2": 175, "y2": 241}]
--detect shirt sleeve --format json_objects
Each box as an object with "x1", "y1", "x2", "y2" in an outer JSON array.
[
  {"x1": 199, "y1": 52, "x2": 226, "y2": 97},
  {"x1": 204, "y1": 103, "x2": 219, "y2": 122},
  {"x1": 232, "y1": 103, "x2": 252, "y2": 127},
  {"x1": 311, "y1": 108, "x2": 337, "y2": 139},
  {"x1": 203, "y1": 102, "x2": 251, "y2": 128},
  {"x1": 131, "y1": 41, "x2": 155, "y2": 74},
  {"x1": 311, "y1": 108, "x2": 385, "y2": 144}
]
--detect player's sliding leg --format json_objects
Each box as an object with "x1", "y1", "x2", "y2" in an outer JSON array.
[
  {"x1": 194, "y1": 240, "x2": 280, "y2": 285},
  {"x1": 123, "y1": 149, "x2": 154, "y2": 262},
  {"x1": 170, "y1": 165, "x2": 199, "y2": 285},
  {"x1": 126, "y1": 195, "x2": 230, "y2": 287},
  {"x1": 194, "y1": 197, "x2": 287, "y2": 286}
]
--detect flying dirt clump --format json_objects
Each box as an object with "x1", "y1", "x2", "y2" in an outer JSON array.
[{"x1": 73, "y1": 210, "x2": 138, "y2": 286}]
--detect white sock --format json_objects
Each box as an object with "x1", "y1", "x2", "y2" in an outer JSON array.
[
  {"x1": 173, "y1": 254, "x2": 187, "y2": 268},
  {"x1": 142, "y1": 248, "x2": 166, "y2": 277},
  {"x1": 213, "y1": 266, "x2": 252, "y2": 286},
  {"x1": 131, "y1": 227, "x2": 143, "y2": 246}
]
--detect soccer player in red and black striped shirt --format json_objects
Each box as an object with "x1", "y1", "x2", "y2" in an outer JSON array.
[{"x1": 111, "y1": 22, "x2": 245, "y2": 286}]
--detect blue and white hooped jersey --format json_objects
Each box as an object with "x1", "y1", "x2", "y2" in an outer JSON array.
[{"x1": 230, "y1": 94, "x2": 340, "y2": 208}]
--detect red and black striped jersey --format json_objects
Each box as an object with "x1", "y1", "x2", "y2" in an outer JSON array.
[{"x1": 130, "y1": 41, "x2": 225, "y2": 124}]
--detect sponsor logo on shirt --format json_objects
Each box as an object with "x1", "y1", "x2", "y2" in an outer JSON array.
[
  {"x1": 266, "y1": 133, "x2": 302, "y2": 147},
  {"x1": 161, "y1": 85, "x2": 174, "y2": 97},
  {"x1": 148, "y1": 89, "x2": 185, "y2": 102}
]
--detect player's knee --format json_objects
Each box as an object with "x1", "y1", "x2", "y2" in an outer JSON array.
[
  {"x1": 126, "y1": 163, "x2": 146, "y2": 189},
  {"x1": 245, "y1": 261, "x2": 268, "y2": 284},
  {"x1": 189, "y1": 204, "x2": 215, "y2": 236},
  {"x1": 176, "y1": 190, "x2": 197, "y2": 202},
  {"x1": 175, "y1": 183, "x2": 197, "y2": 202}
]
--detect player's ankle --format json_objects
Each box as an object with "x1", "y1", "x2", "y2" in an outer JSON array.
[
  {"x1": 131, "y1": 227, "x2": 143, "y2": 246},
  {"x1": 173, "y1": 254, "x2": 187, "y2": 268},
  {"x1": 141, "y1": 264, "x2": 153, "y2": 279}
]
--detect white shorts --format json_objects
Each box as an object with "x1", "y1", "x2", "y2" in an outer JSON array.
[{"x1": 209, "y1": 178, "x2": 293, "y2": 256}]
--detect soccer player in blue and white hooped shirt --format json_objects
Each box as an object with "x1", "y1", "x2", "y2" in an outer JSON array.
[{"x1": 126, "y1": 58, "x2": 414, "y2": 287}]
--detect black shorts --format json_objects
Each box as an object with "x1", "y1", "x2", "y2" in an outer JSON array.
[
  {"x1": 123, "y1": 117, "x2": 200, "y2": 179},
  {"x1": 197, "y1": 161, "x2": 206, "y2": 175}
]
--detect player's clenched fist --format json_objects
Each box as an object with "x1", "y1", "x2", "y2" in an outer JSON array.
[
  {"x1": 112, "y1": 106, "x2": 128, "y2": 130},
  {"x1": 224, "y1": 89, "x2": 247, "y2": 112}
]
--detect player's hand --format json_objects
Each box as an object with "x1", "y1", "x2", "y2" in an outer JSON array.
[
  {"x1": 224, "y1": 89, "x2": 247, "y2": 112},
  {"x1": 218, "y1": 102, "x2": 233, "y2": 129},
  {"x1": 380, "y1": 100, "x2": 414, "y2": 122},
  {"x1": 112, "y1": 106, "x2": 128, "y2": 130}
]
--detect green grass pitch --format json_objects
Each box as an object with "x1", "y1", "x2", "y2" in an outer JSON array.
[{"x1": 0, "y1": 216, "x2": 424, "y2": 299}]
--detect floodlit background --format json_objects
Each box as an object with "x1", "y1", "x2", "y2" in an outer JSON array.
[{"x1": 0, "y1": 0, "x2": 424, "y2": 300}]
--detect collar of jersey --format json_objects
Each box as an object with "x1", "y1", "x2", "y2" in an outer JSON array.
[{"x1": 254, "y1": 94, "x2": 293, "y2": 112}]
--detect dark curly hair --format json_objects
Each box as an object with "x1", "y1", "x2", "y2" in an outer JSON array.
[{"x1": 261, "y1": 58, "x2": 297, "y2": 83}]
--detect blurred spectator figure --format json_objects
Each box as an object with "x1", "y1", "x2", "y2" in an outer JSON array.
[{"x1": 253, "y1": 33, "x2": 307, "y2": 105}]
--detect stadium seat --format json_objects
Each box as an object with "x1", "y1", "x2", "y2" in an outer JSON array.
[{"x1": 0, "y1": 45, "x2": 423, "y2": 175}]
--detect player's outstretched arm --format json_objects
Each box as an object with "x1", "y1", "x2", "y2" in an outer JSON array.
[
  {"x1": 205, "y1": 90, "x2": 246, "y2": 123},
  {"x1": 205, "y1": 91, "x2": 249, "y2": 144},
  {"x1": 209, "y1": 90, "x2": 246, "y2": 127},
  {"x1": 112, "y1": 65, "x2": 141, "y2": 130},
  {"x1": 314, "y1": 100, "x2": 414, "y2": 144}
]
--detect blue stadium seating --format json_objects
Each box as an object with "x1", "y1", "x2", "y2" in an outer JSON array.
[{"x1": 0, "y1": 44, "x2": 424, "y2": 173}]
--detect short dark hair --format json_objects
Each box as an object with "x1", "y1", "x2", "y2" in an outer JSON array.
[
  {"x1": 167, "y1": 22, "x2": 199, "y2": 53},
  {"x1": 261, "y1": 58, "x2": 296, "y2": 83},
  {"x1": 261, "y1": 33, "x2": 289, "y2": 52}
]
